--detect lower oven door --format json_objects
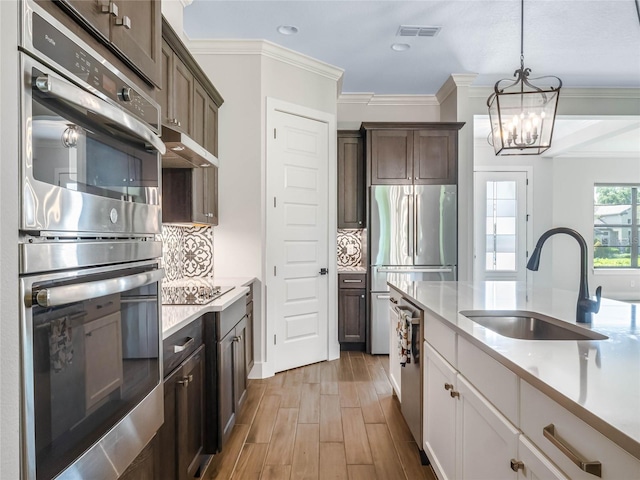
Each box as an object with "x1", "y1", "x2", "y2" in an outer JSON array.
[{"x1": 20, "y1": 260, "x2": 164, "y2": 480}]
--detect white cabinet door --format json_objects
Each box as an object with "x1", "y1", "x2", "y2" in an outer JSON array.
[
  {"x1": 85, "y1": 312, "x2": 123, "y2": 411},
  {"x1": 424, "y1": 342, "x2": 457, "y2": 480},
  {"x1": 517, "y1": 435, "x2": 568, "y2": 480},
  {"x1": 456, "y1": 375, "x2": 519, "y2": 480},
  {"x1": 388, "y1": 300, "x2": 401, "y2": 400}
]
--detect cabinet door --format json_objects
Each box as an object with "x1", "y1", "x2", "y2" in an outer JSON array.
[
  {"x1": 159, "y1": 41, "x2": 173, "y2": 126},
  {"x1": 246, "y1": 299, "x2": 254, "y2": 373},
  {"x1": 517, "y1": 435, "x2": 568, "y2": 480},
  {"x1": 110, "y1": 0, "x2": 162, "y2": 87},
  {"x1": 234, "y1": 318, "x2": 248, "y2": 412},
  {"x1": 158, "y1": 366, "x2": 180, "y2": 479},
  {"x1": 370, "y1": 130, "x2": 413, "y2": 185},
  {"x1": 192, "y1": 82, "x2": 207, "y2": 147},
  {"x1": 191, "y1": 167, "x2": 217, "y2": 225},
  {"x1": 337, "y1": 133, "x2": 365, "y2": 228},
  {"x1": 338, "y1": 289, "x2": 366, "y2": 343},
  {"x1": 178, "y1": 345, "x2": 205, "y2": 479},
  {"x1": 172, "y1": 55, "x2": 194, "y2": 135},
  {"x1": 413, "y1": 129, "x2": 457, "y2": 185},
  {"x1": 424, "y1": 342, "x2": 457, "y2": 480},
  {"x1": 205, "y1": 96, "x2": 219, "y2": 156},
  {"x1": 456, "y1": 375, "x2": 519, "y2": 480},
  {"x1": 58, "y1": 0, "x2": 111, "y2": 40},
  {"x1": 218, "y1": 329, "x2": 235, "y2": 446}
]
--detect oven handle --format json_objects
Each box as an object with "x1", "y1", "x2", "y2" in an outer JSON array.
[
  {"x1": 35, "y1": 74, "x2": 166, "y2": 154},
  {"x1": 33, "y1": 268, "x2": 164, "y2": 308}
]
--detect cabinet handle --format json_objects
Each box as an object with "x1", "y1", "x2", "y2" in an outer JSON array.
[
  {"x1": 173, "y1": 337, "x2": 194, "y2": 353},
  {"x1": 177, "y1": 377, "x2": 189, "y2": 386},
  {"x1": 116, "y1": 15, "x2": 131, "y2": 29},
  {"x1": 543, "y1": 424, "x2": 602, "y2": 477},
  {"x1": 343, "y1": 279, "x2": 362, "y2": 283},
  {"x1": 510, "y1": 459, "x2": 524, "y2": 472},
  {"x1": 101, "y1": 1, "x2": 118, "y2": 16},
  {"x1": 450, "y1": 390, "x2": 460, "y2": 399},
  {"x1": 444, "y1": 383, "x2": 454, "y2": 391},
  {"x1": 358, "y1": 221, "x2": 362, "y2": 225},
  {"x1": 389, "y1": 297, "x2": 398, "y2": 304}
]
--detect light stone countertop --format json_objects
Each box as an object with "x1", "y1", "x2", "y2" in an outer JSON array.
[
  {"x1": 337, "y1": 266, "x2": 367, "y2": 273},
  {"x1": 161, "y1": 277, "x2": 256, "y2": 339},
  {"x1": 387, "y1": 278, "x2": 640, "y2": 461}
]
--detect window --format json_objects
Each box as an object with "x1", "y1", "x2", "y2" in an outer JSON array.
[{"x1": 593, "y1": 185, "x2": 639, "y2": 268}]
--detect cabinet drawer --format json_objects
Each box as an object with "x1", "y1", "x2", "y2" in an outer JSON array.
[
  {"x1": 520, "y1": 381, "x2": 640, "y2": 479},
  {"x1": 339, "y1": 273, "x2": 366, "y2": 289},
  {"x1": 458, "y1": 336, "x2": 518, "y2": 425},
  {"x1": 424, "y1": 313, "x2": 456, "y2": 367},
  {"x1": 219, "y1": 294, "x2": 248, "y2": 339},
  {"x1": 163, "y1": 316, "x2": 203, "y2": 376}
]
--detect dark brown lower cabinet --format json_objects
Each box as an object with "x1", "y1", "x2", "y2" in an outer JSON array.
[
  {"x1": 158, "y1": 345, "x2": 206, "y2": 480},
  {"x1": 338, "y1": 288, "x2": 366, "y2": 343},
  {"x1": 118, "y1": 434, "x2": 161, "y2": 480},
  {"x1": 218, "y1": 315, "x2": 247, "y2": 445}
]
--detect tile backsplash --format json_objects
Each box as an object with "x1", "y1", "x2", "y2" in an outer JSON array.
[
  {"x1": 337, "y1": 229, "x2": 364, "y2": 267},
  {"x1": 160, "y1": 225, "x2": 214, "y2": 281}
]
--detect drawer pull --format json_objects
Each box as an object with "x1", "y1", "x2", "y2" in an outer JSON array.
[
  {"x1": 450, "y1": 390, "x2": 460, "y2": 399},
  {"x1": 444, "y1": 383, "x2": 454, "y2": 391},
  {"x1": 343, "y1": 279, "x2": 363, "y2": 283},
  {"x1": 510, "y1": 459, "x2": 524, "y2": 472},
  {"x1": 173, "y1": 337, "x2": 194, "y2": 353},
  {"x1": 543, "y1": 424, "x2": 602, "y2": 477}
]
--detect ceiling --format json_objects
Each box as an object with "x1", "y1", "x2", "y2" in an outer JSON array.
[{"x1": 183, "y1": 0, "x2": 640, "y2": 95}]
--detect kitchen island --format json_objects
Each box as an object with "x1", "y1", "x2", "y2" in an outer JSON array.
[{"x1": 388, "y1": 278, "x2": 640, "y2": 479}]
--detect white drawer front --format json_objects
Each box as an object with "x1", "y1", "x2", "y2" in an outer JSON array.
[
  {"x1": 520, "y1": 381, "x2": 640, "y2": 480},
  {"x1": 458, "y1": 335, "x2": 519, "y2": 426},
  {"x1": 425, "y1": 313, "x2": 456, "y2": 367}
]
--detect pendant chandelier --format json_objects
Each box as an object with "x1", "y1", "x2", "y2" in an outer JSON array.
[{"x1": 487, "y1": 0, "x2": 562, "y2": 155}]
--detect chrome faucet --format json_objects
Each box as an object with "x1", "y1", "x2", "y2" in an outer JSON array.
[{"x1": 527, "y1": 227, "x2": 602, "y2": 323}]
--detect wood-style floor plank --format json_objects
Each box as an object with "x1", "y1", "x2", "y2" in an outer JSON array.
[
  {"x1": 284, "y1": 368, "x2": 304, "y2": 387},
  {"x1": 232, "y1": 443, "x2": 268, "y2": 480},
  {"x1": 338, "y1": 382, "x2": 360, "y2": 408},
  {"x1": 336, "y1": 354, "x2": 354, "y2": 382},
  {"x1": 378, "y1": 393, "x2": 414, "y2": 443},
  {"x1": 356, "y1": 382, "x2": 385, "y2": 424},
  {"x1": 246, "y1": 395, "x2": 282, "y2": 443},
  {"x1": 367, "y1": 359, "x2": 393, "y2": 396},
  {"x1": 319, "y1": 394, "x2": 343, "y2": 442},
  {"x1": 365, "y1": 423, "x2": 405, "y2": 479},
  {"x1": 237, "y1": 383, "x2": 266, "y2": 425},
  {"x1": 319, "y1": 442, "x2": 348, "y2": 480},
  {"x1": 264, "y1": 408, "x2": 299, "y2": 465},
  {"x1": 260, "y1": 465, "x2": 292, "y2": 480},
  {"x1": 350, "y1": 356, "x2": 370, "y2": 382},
  {"x1": 302, "y1": 362, "x2": 321, "y2": 384},
  {"x1": 291, "y1": 423, "x2": 320, "y2": 480},
  {"x1": 299, "y1": 383, "x2": 321, "y2": 423},
  {"x1": 319, "y1": 362, "x2": 339, "y2": 395},
  {"x1": 266, "y1": 385, "x2": 302, "y2": 409},
  {"x1": 341, "y1": 408, "x2": 372, "y2": 465},
  {"x1": 396, "y1": 441, "x2": 430, "y2": 480},
  {"x1": 205, "y1": 423, "x2": 249, "y2": 480},
  {"x1": 346, "y1": 465, "x2": 378, "y2": 480}
]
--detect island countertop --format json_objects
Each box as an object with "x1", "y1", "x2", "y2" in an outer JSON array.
[
  {"x1": 387, "y1": 278, "x2": 640, "y2": 461},
  {"x1": 161, "y1": 277, "x2": 256, "y2": 339}
]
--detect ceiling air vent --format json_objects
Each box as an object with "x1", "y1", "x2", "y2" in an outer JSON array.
[{"x1": 397, "y1": 25, "x2": 441, "y2": 37}]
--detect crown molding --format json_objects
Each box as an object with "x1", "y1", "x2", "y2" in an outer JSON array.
[
  {"x1": 436, "y1": 73, "x2": 478, "y2": 104},
  {"x1": 468, "y1": 86, "x2": 640, "y2": 99},
  {"x1": 338, "y1": 93, "x2": 438, "y2": 106},
  {"x1": 186, "y1": 38, "x2": 344, "y2": 82},
  {"x1": 549, "y1": 151, "x2": 640, "y2": 159}
]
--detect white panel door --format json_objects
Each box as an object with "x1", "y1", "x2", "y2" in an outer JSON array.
[{"x1": 268, "y1": 110, "x2": 329, "y2": 373}]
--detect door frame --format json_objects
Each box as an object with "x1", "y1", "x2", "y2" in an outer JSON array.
[
  {"x1": 473, "y1": 166, "x2": 534, "y2": 285},
  {"x1": 263, "y1": 97, "x2": 338, "y2": 378}
]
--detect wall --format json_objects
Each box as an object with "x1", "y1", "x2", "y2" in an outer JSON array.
[
  {"x1": 0, "y1": 0, "x2": 20, "y2": 477},
  {"x1": 552, "y1": 156, "x2": 640, "y2": 300},
  {"x1": 190, "y1": 40, "x2": 341, "y2": 377},
  {"x1": 337, "y1": 95, "x2": 439, "y2": 130}
]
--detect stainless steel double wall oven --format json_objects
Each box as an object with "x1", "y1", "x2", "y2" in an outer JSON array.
[{"x1": 19, "y1": 2, "x2": 165, "y2": 479}]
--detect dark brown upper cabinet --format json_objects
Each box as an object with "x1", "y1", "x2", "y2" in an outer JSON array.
[
  {"x1": 49, "y1": 0, "x2": 162, "y2": 87},
  {"x1": 161, "y1": 39, "x2": 194, "y2": 135},
  {"x1": 338, "y1": 131, "x2": 365, "y2": 228},
  {"x1": 162, "y1": 166, "x2": 218, "y2": 226},
  {"x1": 363, "y1": 123, "x2": 464, "y2": 186}
]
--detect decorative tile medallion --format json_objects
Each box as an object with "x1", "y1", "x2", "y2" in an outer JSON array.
[
  {"x1": 161, "y1": 224, "x2": 214, "y2": 284},
  {"x1": 337, "y1": 229, "x2": 363, "y2": 267}
]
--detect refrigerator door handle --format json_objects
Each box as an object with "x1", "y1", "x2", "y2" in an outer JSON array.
[
  {"x1": 376, "y1": 267, "x2": 454, "y2": 274},
  {"x1": 414, "y1": 191, "x2": 419, "y2": 258},
  {"x1": 407, "y1": 193, "x2": 414, "y2": 257}
]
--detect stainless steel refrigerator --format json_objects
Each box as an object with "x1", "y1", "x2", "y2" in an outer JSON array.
[{"x1": 369, "y1": 184, "x2": 457, "y2": 354}]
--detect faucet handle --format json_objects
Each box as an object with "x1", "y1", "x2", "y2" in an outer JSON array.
[{"x1": 593, "y1": 286, "x2": 602, "y2": 313}]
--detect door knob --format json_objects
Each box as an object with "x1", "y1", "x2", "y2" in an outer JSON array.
[{"x1": 319, "y1": 268, "x2": 329, "y2": 275}]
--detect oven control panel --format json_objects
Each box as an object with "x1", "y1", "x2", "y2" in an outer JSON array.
[{"x1": 29, "y1": 13, "x2": 159, "y2": 133}]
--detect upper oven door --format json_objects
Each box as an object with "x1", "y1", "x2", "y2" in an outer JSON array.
[{"x1": 21, "y1": 54, "x2": 163, "y2": 237}]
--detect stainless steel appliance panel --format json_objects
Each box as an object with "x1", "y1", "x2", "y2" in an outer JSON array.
[
  {"x1": 370, "y1": 186, "x2": 414, "y2": 266},
  {"x1": 414, "y1": 185, "x2": 457, "y2": 266},
  {"x1": 371, "y1": 292, "x2": 391, "y2": 354}
]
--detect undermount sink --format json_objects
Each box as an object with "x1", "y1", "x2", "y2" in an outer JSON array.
[{"x1": 459, "y1": 310, "x2": 609, "y2": 341}]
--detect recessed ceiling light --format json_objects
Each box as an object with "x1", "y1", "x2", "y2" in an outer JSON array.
[
  {"x1": 277, "y1": 25, "x2": 299, "y2": 35},
  {"x1": 391, "y1": 43, "x2": 410, "y2": 52}
]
